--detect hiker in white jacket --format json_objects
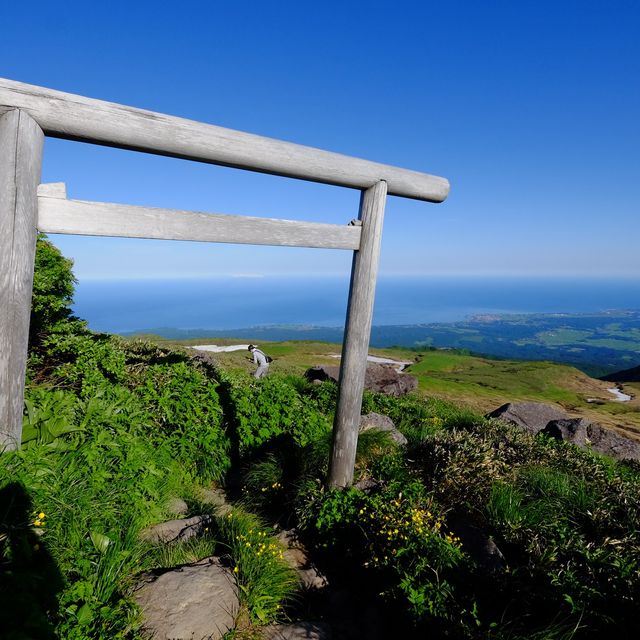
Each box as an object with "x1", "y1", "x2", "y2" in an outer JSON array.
[{"x1": 248, "y1": 344, "x2": 270, "y2": 378}]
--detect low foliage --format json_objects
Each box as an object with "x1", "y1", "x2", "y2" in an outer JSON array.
[
  {"x1": 216, "y1": 509, "x2": 297, "y2": 625},
  {"x1": 219, "y1": 371, "x2": 332, "y2": 453},
  {"x1": 411, "y1": 420, "x2": 640, "y2": 636},
  {"x1": 29, "y1": 234, "x2": 80, "y2": 347},
  {"x1": 4, "y1": 236, "x2": 640, "y2": 639},
  {"x1": 1, "y1": 237, "x2": 233, "y2": 638},
  {"x1": 299, "y1": 482, "x2": 467, "y2": 623}
]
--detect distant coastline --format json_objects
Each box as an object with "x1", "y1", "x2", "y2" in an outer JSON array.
[
  {"x1": 71, "y1": 275, "x2": 640, "y2": 376},
  {"x1": 125, "y1": 309, "x2": 640, "y2": 378},
  {"x1": 73, "y1": 275, "x2": 640, "y2": 335}
]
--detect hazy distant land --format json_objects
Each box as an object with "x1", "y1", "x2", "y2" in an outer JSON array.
[{"x1": 128, "y1": 309, "x2": 640, "y2": 377}]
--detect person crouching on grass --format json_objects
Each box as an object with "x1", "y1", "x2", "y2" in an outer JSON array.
[{"x1": 248, "y1": 344, "x2": 270, "y2": 378}]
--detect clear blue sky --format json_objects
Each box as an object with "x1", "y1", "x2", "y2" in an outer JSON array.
[{"x1": 3, "y1": 0, "x2": 639, "y2": 279}]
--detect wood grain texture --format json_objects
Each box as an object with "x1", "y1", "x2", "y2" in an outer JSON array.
[
  {"x1": 0, "y1": 110, "x2": 43, "y2": 451},
  {"x1": 0, "y1": 78, "x2": 449, "y2": 203},
  {"x1": 329, "y1": 181, "x2": 388, "y2": 488},
  {"x1": 37, "y1": 198, "x2": 361, "y2": 250},
  {"x1": 37, "y1": 182, "x2": 66, "y2": 198}
]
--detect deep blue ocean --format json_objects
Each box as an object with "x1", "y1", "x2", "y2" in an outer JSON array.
[{"x1": 72, "y1": 276, "x2": 640, "y2": 334}]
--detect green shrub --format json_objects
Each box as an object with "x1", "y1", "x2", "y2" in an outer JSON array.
[
  {"x1": 355, "y1": 429, "x2": 401, "y2": 471},
  {"x1": 135, "y1": 361, "x2": 229, "y2": 481},
  {"x1": 30, "y1": 235, "x2": 79, "y2": 344},
  {"x1": 16, "y1": 235, "x2": 640, "y2": 638},
  {"x1": 411, "y1": 419, "x2": 640, "y2": 636},
  {"x1": 215, "y1": 509, "x2": 297, "y2": 624},
  {"x1": 298, "y1": 483, "x2": 468, "y2": 628},
  {"x1": 221, "y1": 372, "x2": 331, "y2": 454},
  {"x1": 22, "y1": 388, "x2": 83, "y2": 446},
  {"x1": 40, "y1": 332, "x2": 127, "y2": 396},
  {"x1": 1, "y1": 434, "x2": 171, "y2": 638}
]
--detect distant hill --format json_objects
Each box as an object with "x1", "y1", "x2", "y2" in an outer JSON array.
[{"x1": 602, "y1": 364, "x2": 640, "y2": 382}]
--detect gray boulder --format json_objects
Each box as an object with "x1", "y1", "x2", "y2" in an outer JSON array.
[
  {"x1": 305, "y1": 364, "x2": 417, "y2": 396},
  {"x1": 542, "y1": 418, "x2": 640, "y2": 461},
  {"x1": 140, "y1": 515, "x2": 212, "y2": 545},
  {"x1": 304, "y1": 365, "x2": 340, "y2": 384},
  {"x1": 197, "y1": 486, "x2": 232, "y2": 516},
  {"x1": 364, "y1": 364, "x2": 417, "y2": 396},
  {"x1": 541, "y1": 418, "x2": 591, "y2": 447},
  {"x1": 359, "y1": 412, "x2": 407, "y2": 446},
  {"x1": 134, "y1": 557, "x2": 238, "y2": 640},
  {"x1": 277, "y1": 529, "x2": 328, "y2": 590},
  {"x1": 486, "y1": 402, "x2": 569, "y2": 435}
]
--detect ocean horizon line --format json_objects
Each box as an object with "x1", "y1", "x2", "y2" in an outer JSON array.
[
  {"x1": 75, "y1": 273, "x2": 640, "y2": 283},
  {"x1": 72, "y1": 277, "x2": 640, "y2": 335}
]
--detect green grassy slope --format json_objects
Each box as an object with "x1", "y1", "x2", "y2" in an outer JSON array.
[{"x1": 156, "y1": 337, "x2": 640, "y2": 438}]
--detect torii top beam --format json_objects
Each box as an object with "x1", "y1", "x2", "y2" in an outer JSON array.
[{"x1": 0, "y1": 78, "x2": 449, "y2": 203}]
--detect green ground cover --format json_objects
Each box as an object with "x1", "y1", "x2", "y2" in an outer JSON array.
[
  {"x1": 199, "y1": 341, "x2": 640, "y2": 435},
  {"x1": 2, "y1": 237, "x2": 640, "y2": 639},
  {"x1": 536, "y1": 329, "x2": 593, "y2": 345}
]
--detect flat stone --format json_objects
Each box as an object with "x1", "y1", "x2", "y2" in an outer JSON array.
[
  {"x1": 134, "y1": 557, "x2": 238, "y2": 640},
  {"x1": 353, "y1": 477, "x2": 380, "y2": 492},
  {"x1": 277, "y1": 529, "x2": 328, "y2": 590},
  {"x1": 140, "y1": 515, "x2": 212, "y2": 545},
  {"x1": 305, "y1": 364, "x2": 417, "y2": 396},
  {"x1": 198, "y1": 487, "x2": 232, "y2": 516},
  {"x1": 486, "y1": 402, "x2": 569, "y2": 435},
  {"x1": 542, "y1": 418, "x2": 640, "y2": 461},
  {"x1": 359, "y1": 412, "x2": 407, "y2": 446}
]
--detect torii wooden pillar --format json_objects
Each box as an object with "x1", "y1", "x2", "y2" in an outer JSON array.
[
  {"x1": 329, "y1": 181, "x2": 387, "y2": 487},
  {"x1": 0, "y1": 110, "x2": 43, "y2": 451}
]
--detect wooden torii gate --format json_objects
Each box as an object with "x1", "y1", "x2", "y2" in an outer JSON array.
[{"x1": 0, "y1": 78, "x2": 449, "y2": 487}]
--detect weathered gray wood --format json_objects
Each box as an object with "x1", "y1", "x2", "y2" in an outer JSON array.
[
  {"x1": 37, "y1": 197, "x2": 361, "y2": 250},
  {"x1": 328, "y1": 181, "x2": 388, "y2": 488},
  {"x1": 0, "y1": 78, "x2": 449, "y2": 203},
  {"x1": 0, "y1": 110, "x2": 44, "y2": 451},
  {"x1": 37, "y1": 182, "x2": 66, "y2": 198}
]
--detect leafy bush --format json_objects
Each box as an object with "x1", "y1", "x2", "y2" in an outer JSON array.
[
  {"x1": 410, "y1": 419, "x2": 640, "y2": 636},
  {"x1": 22, "y1": 388, "x2": 83, "y2": 446},
  {"x1": 30, "y1": 234, "x2": 79, "y2": 344},
  {"x1": 298, "y1": 482, "x2": 469, "y2": 630},
  {"x1": 135, "y1": 360, "x2": 229, "y2": 481},
  {"x1": 220, "y1": 371, "x2": 331, "y2": 454},
  {"x1": 1, "y1": 237, "x2": 237, "y2": 637},
  {"x1": 39, "y1": 332, "x2": 127, "y2": 396},
  {"x1": 1, "y1": 430, "x2": 169, "y2": 637}
]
